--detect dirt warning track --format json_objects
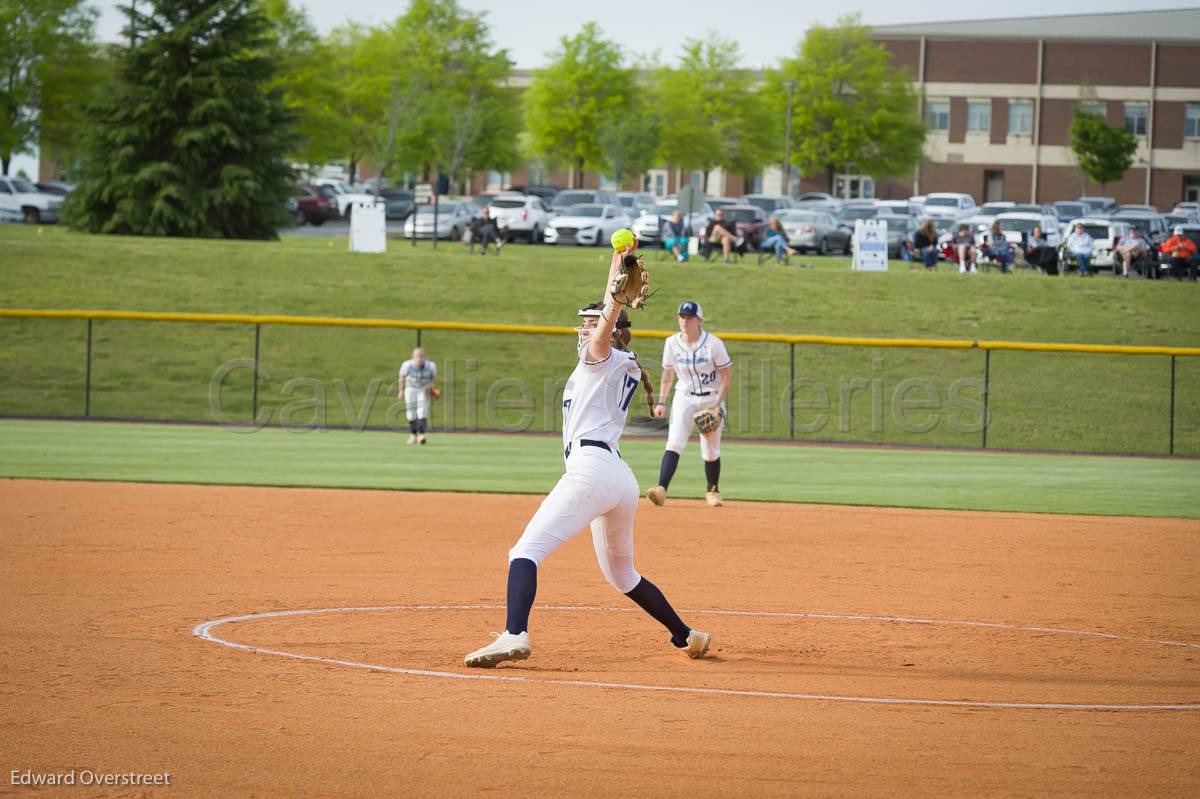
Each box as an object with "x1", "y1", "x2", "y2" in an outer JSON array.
[{"x1": 2, "y1": 479, "x2": 1198, "y2": 797}]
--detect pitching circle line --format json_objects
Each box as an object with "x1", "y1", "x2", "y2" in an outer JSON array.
[{"x1": 192, "y1": 604, "x2": 1200, "y2": 712}]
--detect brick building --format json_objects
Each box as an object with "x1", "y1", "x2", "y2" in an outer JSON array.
[{"x1": 864, "y1": 8, "x2": 1200, "y2": 206}]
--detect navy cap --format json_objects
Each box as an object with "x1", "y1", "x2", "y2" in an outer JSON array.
[{"x1": 677, "y1": 301, "x2": 703, "y2": 318}]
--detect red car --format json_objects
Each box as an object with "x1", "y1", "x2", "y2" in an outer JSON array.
[
  {"x1": 295, "y1": 185, "x2": 335, "y2": 226},
  {"x1": 711, "y1": 204, "x2": 768, "y2": 248}
]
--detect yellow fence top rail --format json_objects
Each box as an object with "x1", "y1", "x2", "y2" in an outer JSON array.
[{"x1": 3, "y1": 308, "x2": 1199, "y2": 357}]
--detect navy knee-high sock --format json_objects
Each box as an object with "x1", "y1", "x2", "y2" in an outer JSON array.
[
  {"x1": 625, "y1": 577, "x2": 690, "y2": 647},
  {"x1": 704, "y1": 458, "x2": 721, "y2": 490},
  {"x1": 658, "y1": 450, "x2": 680, "y2": 489},
  {"x1": 417, "y1": 417, "x2": 427, "y2": 434},
  {"x1": 409, "y1": 419, "x2": 418, "y2": 435},
  {"x1": 505, "y1": 558, "x2": 537, "y2": 635}
]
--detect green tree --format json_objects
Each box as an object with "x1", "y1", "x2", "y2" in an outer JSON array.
[
  {"x1": 0, "y1": 0, "x2": 98, "y2": 175},
  {"x1": 1069, "y1": 109, "x2": 1136, "y2": 192},
  {"x1": 525, "y1": 23, "x2": 632, "y2": 187},
  {"x1": 64, "y1": 0, "x2": 296, "y2": 239},
  {"x1": 653, "y1": 37, "x2": 774, "y2": 191},
  {"x1": 259, "y1": 0, "x2": 347, "y2": 168},
  {"x1": 766, "y1": 15, "x2": 925, "y2": 192},
  {"x1": 599, "y1": 97, "x2": 660, "y2": 186}
]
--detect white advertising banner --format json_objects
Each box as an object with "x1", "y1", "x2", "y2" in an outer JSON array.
[
  {"x1": 349, "y1": 201, "x2": 387, "y2": 254},
  {"x1": 852, "y1": 219, "x2": 888, "y2": 272}
]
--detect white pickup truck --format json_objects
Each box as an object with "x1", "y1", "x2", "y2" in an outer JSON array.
[
  {"x1": 0, "y1": 176, "x2": 64, "y2": 223},
  {"x1": 313, "y1": 180, "x2": 380, "y2": 218}
]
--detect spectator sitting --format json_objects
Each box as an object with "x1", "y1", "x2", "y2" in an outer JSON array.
[
  {"x1": 986, "y1": 220, "x2": 1015, "y2": 273},
  {"x1": 1024, "y1": 224, "x2": 1058, "y2": 274},
  {"x1": 953, "y1": 223, "x2": 977, "y2": 273},
  {"x1": 662, "y1": 210, "x2": 689, "y2": 263},
  {"x1": 1160, "y1": 226, "x2": 1198, "y2": 281},
  {"x1": 1114, "y1": 226, "x2": 1149, "y2": 277},
  {"x1": 912, "y1": 218, "x2": 938, "y2": 270},
  {"x1": 760, "y1": 217, "x2": 797, "y2": 263},
  {"x1": 1065, "y1": 222, "x2": 1094, "y2": 275},
  {"x1": 703, "y1": 208, "x2": 744, "y2": 263},
  {"x1": 469, "y1": 208, "x2": 502, "y2": 255}
]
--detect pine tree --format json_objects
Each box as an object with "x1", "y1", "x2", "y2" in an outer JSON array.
[{"x1": 64, "y1": 0, "x2": 296, "y2": 239}]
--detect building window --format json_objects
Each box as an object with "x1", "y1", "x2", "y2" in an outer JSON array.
[
  {"x1": 926, "y1": 100, "x2": 949, "y2": 131},
  {"x1": 1185, "y1": 105, "x2": 1200, "y2": 139},
  {"x1": 1009, "y1": 101, "x2": 1033, "y2": 135},
  {"x1": 966, "y1": 102, "x2": 991, "y2": 134},
  {"x1": 834, "y1": 174, "x2": 875, "y2": 200},
  {"x1": 1124, "y1": 104, "x2": 1148, "y2": 137}
]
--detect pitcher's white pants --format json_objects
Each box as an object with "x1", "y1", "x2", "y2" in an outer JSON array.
[{"x1": 508, "y1": 446, "x2": 641, "y2": 593}]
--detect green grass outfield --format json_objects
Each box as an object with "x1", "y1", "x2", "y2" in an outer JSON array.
[
  {"x1": 1, "y1": 419, "x2": 1196, "y2": 518},
  {"x1": 3, "y1": 225, "x2": 1199, "y2": 455}
]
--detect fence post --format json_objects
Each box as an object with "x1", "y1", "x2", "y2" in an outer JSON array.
[
  {"x1": 981, "y1": 348, "x2": 991, "y2": 449},
  {"x1": 84, "y1": 318, "x2": 93, "y2": 418},
  {"x1": 416, "y1": 328, "x2": 422, "y2": 348},
  {"x1": 1169, "y1": 355, "x2": 1176, "y2": 456},
  {"x1": 789, "y1": 342, "x2": 795, "y2": 440},
  {"x1": 252, "y1": 323, "x2": 261, "y2": 424}
]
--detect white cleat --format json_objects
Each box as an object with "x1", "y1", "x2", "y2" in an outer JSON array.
[
  {"x1": 406, "y1": 434, "x2": 417, "y2": 445},
  {"x1": 417, "y1": 434, "x2": 427, "y2": 445},
  {"x1": 705, "y1": 489, "x2": 723, "y2": 507},
  {"x1": 646, "y1": 485, "x2": 667, "y2": 506},
  {"x1": 464, "y1": 631, "x2": 531, "y2": 668},
  {"x1": 679, "y1": 630, "x2": 711, "y2": 659}
]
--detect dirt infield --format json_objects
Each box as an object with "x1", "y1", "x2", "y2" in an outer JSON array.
[{"x1": 2, "y1": 479, "x2": 1198, "y2": 797}]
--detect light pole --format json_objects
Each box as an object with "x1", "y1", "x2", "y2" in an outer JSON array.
[{"x1": 782, "y1": 80, "x2": 797, "y2": 199}]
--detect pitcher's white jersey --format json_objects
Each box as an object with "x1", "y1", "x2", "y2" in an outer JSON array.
[
  {"x1": 399, "y1": 359, "x2": 437, "y2": 391},
  {"x1": 661, "y1": 332, "x2": 732, "y2": 397},
  {"x1": 561, "y1": 349, "x2": 642, "y2": 453}
]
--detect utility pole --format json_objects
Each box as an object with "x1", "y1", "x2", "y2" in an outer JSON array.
[{"x1": 783, "y1": 80, "x2": 797, "y2": 199}]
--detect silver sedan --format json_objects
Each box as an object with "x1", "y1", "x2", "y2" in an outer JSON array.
[{"x1": 777, "y1": 210, "x2": 851, "y2": 255}]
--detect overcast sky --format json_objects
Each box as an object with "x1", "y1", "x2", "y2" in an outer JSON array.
[{"x1": 89, "y1": 0, "x2": 1197, "y2": 70}]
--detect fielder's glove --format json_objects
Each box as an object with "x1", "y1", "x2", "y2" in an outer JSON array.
[
  {"x1": 610, "y1": 253, "x2": 650, "y2": 310},
  {"x1": 692, "y1": 405, "x2": 724, "y2": 434},
  {"x1": 428, "y1": 387, "x2": 441, "y2": 399}
]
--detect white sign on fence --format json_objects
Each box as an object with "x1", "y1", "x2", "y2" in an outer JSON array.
[
  {"x1": 851, "y1": 219, "x2": 889, "y2": 272},
  {"x1": 349, "y1": 201, "x2": 387, "y2": 254},
  {"x1": 414, "y1": 183, "x2": 434, "y2": 204}
]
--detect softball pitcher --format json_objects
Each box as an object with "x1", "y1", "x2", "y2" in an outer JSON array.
[
  {"x1": 398, "y1": 347, "x2": 437, "y2": 445},
  {"x1": 648, "y1": 301, "x2": 732, "y2": 508},
  {"x1": 464, "y1": 245, "x2": 710, "y2": 668}
]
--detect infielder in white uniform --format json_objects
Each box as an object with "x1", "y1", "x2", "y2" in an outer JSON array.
[
  {"x1": 464, "y1": 248, "x2": 712, "y2": 668},
  {"x1": 648, "y1": 301, "x2": 732, "y2": 508},
  {"x1": 398, "y1": 348, "x2": 437, "y2": 445}
]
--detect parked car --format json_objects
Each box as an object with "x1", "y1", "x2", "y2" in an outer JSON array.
[
  {"x1": 875, "y1": 199, "x2": 916, "y2": 217},
  {"x1": 1172, "y1": 201, "x2": 1200, "y2": 215},
  {"x1": 543, "y1": 203, "x2": 632, "y2": 246},
  {"x1": 616, "y1": 191, "x2": 657, "y2": 218},
  {"x1": 296, "y1": 185, "x2": 335, "y2": 226},
  {"x1": 836, "y1": 205, "x2": 881, "y2": 225},
  {"x1": 738, "y1": 193, "x2": 796, "y2": 215},
  {"x1": 1164, "y1": 211, "x2": 1200, "y2": 228},
  {"x1": 1113, "y1": 203, "x2": 1159, "y2": 214},
  {"x1": 710, "y1": 204, "x2": 768, "y2": 249},
  {"x1": 547, "y1": 189, "x2": 619, "y2": 217},
  {"x1": 1077, "y1": 195, "x2": 1116, "y2": 214},
  {"x1": 631, "y1": 199, "x2": 713, "y2": 244},
  {"x1": 876, "y1": 214, "x2": 920, "y2": 258},
  {"x1": 778, "y1": 209, "x2": 851, "y2": 254},
  {"x1": 488, "y1": 195, "x2": 550, "y2": 243},
  {"x1": 798, "y1": 192, "x2": 839, "y2": 205},
  {"x1": 704, "y1": 196, "x2": 740, "y2": 213},
  {"x1": 990, "y1": 212, "x2": 1064, "y2": 249},
  {"x1": 1050, "y1": 201, "x2": 1089, "y2": 223},
  {"x1": 472, "y1": 191, "x2": 519, "y2": 209},
  {"x1": 314, "y1": 180, "x2": 380, "y2": 218},
  {"x1": 377, "y1": 188, "x2": 415, "y2": 221},
  {"x1": 1062, "y1": 217, "x2": 1135, "y2": 273},
  {"x1": 922, "y1": 192, "x2": 978, "y2": 222},
  {"x1": 35, "y1": 181, "x2": 74, "y2": 196},
  {"x1": 0, "y1": 206, "x2": 21, "y2": 223},
  {"x1": 505, "y1": 185, "x2": 564, "y2": 203},
  {"x1": 1110, "y1": 212, "x2": 1170, "y2": 249},
  {"x1": 402, "y1": 200, "x2": 479, "y2": 240},
  {"x1": 0, "y1": 176, "x2": 63, "y2": 223}
]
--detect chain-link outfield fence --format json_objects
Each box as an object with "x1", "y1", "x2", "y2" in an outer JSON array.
[{"x1": 1, "y1": 309, "x2": 1197, "y2": 456}]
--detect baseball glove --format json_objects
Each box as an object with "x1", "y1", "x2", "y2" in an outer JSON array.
[
  {"x1": 428, "y1": 387, "x2": 441, "y2": 399},
  {"x1": 693, "y1": 404, "x2": 724, "y2": 434},
  {"x1": 610, "y1": 253, "x2": 650, "y2": 309}
]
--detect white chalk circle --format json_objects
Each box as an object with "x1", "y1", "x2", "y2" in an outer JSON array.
[{"x1": 193, "y1": 604, "x2": 1200, "y2": 711}]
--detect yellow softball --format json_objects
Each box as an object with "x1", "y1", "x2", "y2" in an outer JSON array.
[{"x1": 610, "y1": 228, "x2": 636, "y2": 251}]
